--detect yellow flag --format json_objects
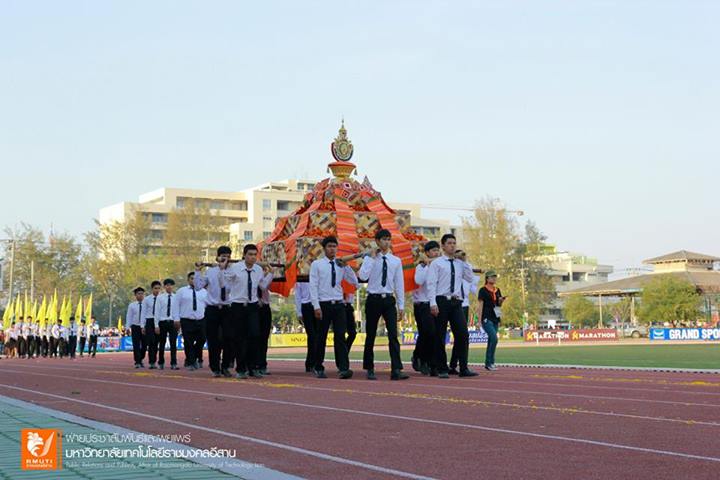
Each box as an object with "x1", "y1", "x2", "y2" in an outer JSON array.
[
  {"x1": 15, "y1": 294, "x2": 22, "y2": 320},
  {"x1": 75, "y1": 296, "x2": 83, "y2": 323},
  {"x1": 31, "y1": 299, "x2": 38, "y2": 323},
  {"x1": 24, "y1": 291, "x2": 30, "y2": 322},
  {"x1": 85, "y1": 293, "x2": 93, "y2": 322},
  {"x1": 2, "y1": 300, "x2": 12, "y2": 329},
  {"x1": 50, "y1": 290, "x2": 58, "y2": 323},
  {"x1": 117, "y1": 316, "x2": 123, "y2": 331},
  {"x1": 60, "y1": 295, "x2": 69, "y2": 326},
  {"x1": 37, "y1": 296, "x2": 47, "y2": 328}
]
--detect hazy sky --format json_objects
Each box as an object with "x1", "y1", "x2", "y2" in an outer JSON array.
[{"x1": 1, "y1": 1, "x2": 718, "y2": 275}]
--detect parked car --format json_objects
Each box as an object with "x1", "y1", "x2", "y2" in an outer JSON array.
[{"x1": 616, "y1": 323, "x2": 648, "y2": 338}]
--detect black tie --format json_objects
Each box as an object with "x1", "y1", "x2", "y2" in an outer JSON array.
[
  {"x1": 381, "y1": 256, "x2": 388, "y2": 287},
  {"x1": 192, "y1": 289, "x2": 197, "y2": 311},
  {"x1": 247, "y1": 270, "x2": 253, "y2": 301},
  {"x1": 330, "y1": 260, "x2": 336, "y2": 288},
  {"x1": 449, "y1": 259, "x2": 455, "y2": 295},
  {"x1": 138, "y1": 302, "x2": 142, "y2": 323},
  {"x1": 461, "y1": 283, "x2": 465, "y2": 300},
  {"x1": 152, "y1": 296, "x2": 157, "y2": 316},
  {"x1": 166, "y1": 294, "x2": 171, "y2": 317}
]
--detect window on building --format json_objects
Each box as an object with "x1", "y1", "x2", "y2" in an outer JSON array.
[
  {"x1": 277, "y1": 201, "x2": 290, "y2": 211},
  {"x1": 244, "y1": 231, "x2": 253, "y2": 241},
  {"x1": 229, "y1": 201, "x2": 248, "y2": 211},
  {"x1": 150, "y1": 230, "x2": 164, "y2": 240},
  {"x1": 151, "y1": 213, "x2": 167, "y2": 224},
  {"x1": 262, "y1": 199, "x2": 272, "y2": 211},
  {"x1": 210, "y1": 200, "x2": 226, "y2": 210},
  {"x1": 176, "y1": 197, "x2": 186, "y2": 208},
  {"x1": 263, "y1": 231, "x2": 272, "y2": 238}
]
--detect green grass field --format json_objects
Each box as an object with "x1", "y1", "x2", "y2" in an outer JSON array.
[{"x1": 269, "y1": 344, "x2": 720, "y2": 369}]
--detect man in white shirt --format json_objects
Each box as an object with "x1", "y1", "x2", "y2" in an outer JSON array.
[
  {"x1": 78, "y1": 319, "x2": 87, "y2": 357},
  {"x1": 18, "y1": 318, "x2": 27, "y2": 359},
  {"x1": 426, "y1": 233, "x2": 479, "y2": 378},
  {"x1": 177, "y1": 272, "x2": 208, "y2": 370},
  {"x1": 222, "y1": 244, "x2": 274, "y2": 379},
  {"x1": 68, "y1": 317, "x2": 78, "y2": 359},
  {"x1": 294, "y1": 282, "x2": 315, "y2": 372},
  {"x1": 142, "y1": 280, "x2": 163, "y2": 369},
  {"x1": 50, "y1": 320, "x2": 61, "y2": 358},
  {"x1": 309, "y1": 236, "x2": 359, "y2": 379},
  {"x1": 59, "y1": 321, "x2": 69, "y2": 358},
  {"x1": 156, "y1": 278, "x2": 180, "y2": 370},
  {"x1": 87, "y1": 316, "x2": 100, "y2": 357},
  {"x1": 25, "y1": 317, "x2": 36, "y2": 359},
  {"x1": 411, "y1": 240, "x2": 441, "y2": 376},
  {"x1": 125, "y1": 286, "x2": 146, "y2": 368},
  {"x1": 256, "y1": 284, "x2": 273, "y2": 375},
  {"x1": 41, "y1": 321, "x2": 50, "y2": 357},
  {"x1": 194, "y1": 245, "x2": 234, "y2": 377},
  {"x1": 449, "y1": 249, "x2": 480, "y2": 375},
  {"x1": 357, "y1": 229, "x2": 408, "y2": 380}
]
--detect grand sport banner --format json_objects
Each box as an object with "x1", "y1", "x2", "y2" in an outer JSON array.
[
  {"x1": 650, "y1": 328, "x2": 720, "y2": 341},
  {"x1": 524, "y1": 328, "x2": 619, "y2": 342}
]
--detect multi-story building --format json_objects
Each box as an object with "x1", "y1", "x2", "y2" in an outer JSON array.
[{"x1": 98, "y1": 179, "x2": 461, "y2": 253}]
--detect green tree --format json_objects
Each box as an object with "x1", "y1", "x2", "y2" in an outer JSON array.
[
  {"x1": 638, "y1": 275, "x2": 701, "y2": 325},
  {"x1": 563, "y1": 294, "x2": 597, "y2": 327}
]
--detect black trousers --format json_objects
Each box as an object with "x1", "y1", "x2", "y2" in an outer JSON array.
[
  {"x1": 205, "y1": 306, "x2": 230, "y2": 373},
  {"x1": 26, "y1": 336, "x2": 35, "y2": 357},
  {"x1": 227, "y1": 302, "x2": 260, "y2": 373},
  {"x1": 58, "y1": 338, "x2": 67, "y2": 357},
  {"x1": 18, "y1": 337, "x2": 27, "y2": 357},
  {"x1": 315, "y1": 301, "x2": 350, "y2": 372},
  {"x1": 300, "y1": 302, "x2": 316, "y2": 370},
  {"x1": 49, "y1": 337, "x2": 58, "y2": 357},
  {"x1": 131, "y1": 325, "x2": 145, "y2": 364},
  {"x1": 413, "y1": 302, "x2": 436, "y2": 367},
  {"x1": 434, "y1": 297, "x2": 469, "y2": 373},
  {"x1": 256, "y1": 304, "x2": 272, "y2": 369},
  {"x1": 157, "y1": 320, "x2": 179, "y2": 365},
  {"x1": 79, "y1": 336, "x2": 87, "y2": 355},
  {"x1": 42, "y1": 336, "x2": 49, "y2": 357},
  {"x1": 68, "y1": 335, "x2": 77, "y2": 358},
  {"x1": 180, "y1": 318, "x2": 205, "y2": 366},
  {"x1": 89, "y1": 335, "x2": 98, "y2": 356},
  {"x1": 363, "y1": 295, "x2": 402, "y2": 371},
  {"x1": 450, "y1": 306, "x2": 470, "y2": 369},
  {"x1": 345, "y1": 304, "x2": 357, "y2": 351},
  {"x1": 144, "y1": 319, "x2": 158, "y2": 364}
]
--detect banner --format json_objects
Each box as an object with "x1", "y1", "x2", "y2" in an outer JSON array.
[
  {"x1": 524, "y1": 328, "x2": 619, "y2": 342},
  {"x1": 650, "y1": 328, "x2": 720, "y2": 341}
]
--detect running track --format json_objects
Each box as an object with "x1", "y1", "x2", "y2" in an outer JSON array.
[{"x1": 1, "y1": 353, "x2": 719, "y2": 479}]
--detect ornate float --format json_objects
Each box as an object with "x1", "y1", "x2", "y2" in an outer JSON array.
[{"x1": 259, "y1": 122, "x2": 427, "y2": 296}]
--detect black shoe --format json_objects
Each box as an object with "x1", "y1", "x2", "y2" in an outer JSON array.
[
  {"x1": 430, "y1": 368, "x2": 438, "y2": 377},
  {"x1": 411, "y1": 355, "x2": 421, "y2": 372},
  {"x1": 92, "y1": 354, "x2": 96, "y2": 358},
  {"x1": 186, "y1": 365, "x2": 197, "y2": 371},
  {"x1": 459, "y1": 369, "x2": 479, "y2": 377},
  {"x1": 420, "y1": 364, "x2": 430, "y2": 376},
  {"x1": 366, "y1": 370, "x2": 377, "y2": 380},
  {"x1": 391, "y1": 370, "x2": 409, "y2": 381},
  {"x1": 339, "y1": 370, "x2": 353, "y2": 379},
  {"x1": 485, "y1": 364, "x2": 497, "y2": 371},
  {"x1": 438, "y1": 372, "x2": 450, "y2": 379},
  {"x1": 212, "y1": 370, "x2": 222, "y2": 378},
  {"x1": 170, "y1": 365, "x2": 179, "y2": 370},
  {"x1": 149, "y1": 364, "x2": 157, "y2": 370},
  {"x1": 305, "y1": 366, "x2": 314, "y2": 373},
  {"x1": 221, "y1": 368, "x2": 233, "y2": 378},
  {"x1": 134, "y1": 363, "x2": 140, "y2": 369},
  {"x1": 249, "y1": 369, "x2": 264, "y2": 378},
  {"x1": 197, "y1": 361, "x2": 203, "y2": 368},
  {"x1": 235, "y1": 371, "x2": 249, "y2": 379},
  {"x1": 259, "y1": 368, "x2": 270, "y2": 375},
  {"x1": 314, "y1": 369, "x2": 327, "y2": 379},
  {"x1": 158, "y1": 364, "x2": 164, "y2": 370},
  {"x1": 193, "y1": 361, "x2": 200, "y2": 369},
  {"x1": 139, "y1": 362, "x2": 145, "y2": 368},
  {"x1": 448, "y1": 367, "x2": 459, "y2": 375}
]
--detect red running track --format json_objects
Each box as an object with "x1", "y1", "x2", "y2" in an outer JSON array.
[{"x1": 1, "y1": 352, "x2": 719, "y2": 479}]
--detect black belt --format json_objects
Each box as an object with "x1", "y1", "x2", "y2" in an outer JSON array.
[
  {"x1": 414, "y1": 301, "x2": 430, "y2": 306},
  {"x1": 206, "y1": 305, "x2": 228, "y2": 310},
  {"x1": 368, "y1": 293, "x2": 394, "y2": 299},
  {"x1": 319, "y1": 300, "x2": 343, "y2": 305},
  {"x1": 232, "y1": 301, "x2": 258, "y2": 307}
]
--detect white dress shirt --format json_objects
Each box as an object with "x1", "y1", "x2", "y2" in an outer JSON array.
[
  {"x1": 142, "y1": 294, "x2": 161, "y2": 326},
  {"x1": 294, "y1": 282, "x2": 312, "y2": 315},
  {"x1": 125, "y1": 301, "x2": 143, "y2": 328},
  {"x1": 30, "y1": 323, "x2": 39, "y2": 336},
  {"x1": 223, "y1": 262, "x2": 273, "y2": 304},
  {"x1": 79, "y1": 324, "x2": 87, "y2": 338},
  {"x1": 21, "y1": 322, "x2": 29, "y2": 337},
  {"x1": 61, "y1": 325, "x2": 69, "y2": 340},
  {"x1": 51, "y1": 324, "x2": 61, "y2": 339},
  {"x1": 194, "y1": 266, "x2": 232, "y2": 307},
  {"x1": 9, "y1": 325, "x2": 18, "y2": 339},
  {"x1": 357, "y1": 253, "x2": 405, "y2": 310},
  {"x1": 426, "y1": 255, "x2": 475, "y2": 307},
  {"x1": 69, "y1": 323, "x2": 78, "y2": 336},
  {"x1": 413, "y1": 263, "x2": 431, "y2": 303},
  {"x1": 309, "y1": 256, "x2": 359, "y2": 310},
  {"x1": 461, "y1": 274, "x2": 481, "y2": 308},
  {"x1": 156, "y1": 291, "x2": 179, "y2": 322},
  {"x1": 87, "y1": 323, "x2": 100, "y2": 337},
  {"x1": 176, "y1": 285, "x2": 208, "y2": 320}
]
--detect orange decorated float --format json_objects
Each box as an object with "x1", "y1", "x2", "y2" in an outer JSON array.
[{"x1": 258, "y1": 122, "x2": 427, "y2": 296}]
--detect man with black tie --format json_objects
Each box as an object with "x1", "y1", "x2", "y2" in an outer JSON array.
[
  {"x1": 156, "y1": 278, "x2": 180, "y2": 370},
  {"x1": 309, "y1": 236, "x2": 359, "y2": 379},
  {"x1": 68, "y1": 317, "x2": 78, "y2": 359},
  {"x1": 222, "y1": 244, "x2": 274, "y2": 379},
  {"x1": 87, "y1": 316, "x2": 99, "y2": 357},
  {"x1": 194, "y1": 246, "x2": 233, "y2": 378},
  {"x1": 449, "y1": 249, "x2": 480, "y2": 375},
  {"x1": 177, "y1": 272, "x2": 208, "y2": 370},
  {"x1": 78, "y1": 319, "x2": 87, "y2": 357},
  {"x1": 357, "y1": 229, "x2": 408, "y2": 380},
  {"x1": 412, "y1": 240, "x2": 440, "y2": 376},
  {"x1": 126, "y1": 287, "x2": 146, "y2": 368},
  {"x1": 142, "y1": 280, "x2": 162, "y2": 369},
  {"x1": 294, "y1": 282, "x2": 315, "y2": 373},
  {"x1": 426, "y1": 234, "x2": 479, "y2": 378},
  {"x1": 256, "y1": 284, "x2": 273, "y2": 375}
]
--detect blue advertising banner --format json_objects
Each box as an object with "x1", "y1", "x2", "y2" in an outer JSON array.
[{"x1": 649, "y1": 328, "x2": 720, "y2": 341}]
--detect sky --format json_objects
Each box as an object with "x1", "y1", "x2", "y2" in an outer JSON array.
[{"x1": 1, "y1": 0, "x2": 718, "y2": 275}]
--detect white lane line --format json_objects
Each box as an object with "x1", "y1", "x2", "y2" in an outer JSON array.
[
  {"x1": 0, "y1": 384, "x2": 436, "y2": 480},
  {"x1": 4, "y1": 365, "x2": 719, "y2": 426},
  {"x1": 1, "y1": 371, "x2": 720, "y2": 464},
  {"x1": 0, "y1": 394, "x2": 301, "y2": 480}
]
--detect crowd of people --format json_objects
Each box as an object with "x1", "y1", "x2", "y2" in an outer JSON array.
[
  {"x1": 1, "y1": 316, "x2": 101, "y2": 359},
  {"x1": 123, "y1": 230, "x2": 505, "y2": 381}
]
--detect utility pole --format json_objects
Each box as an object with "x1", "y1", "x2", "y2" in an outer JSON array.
[
  {"x1": 8, "y1": 238, "x2": 16, "y2": 301},
  {"x1": 30, "y1": 260, "x2": 35, "y2": 300}
]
